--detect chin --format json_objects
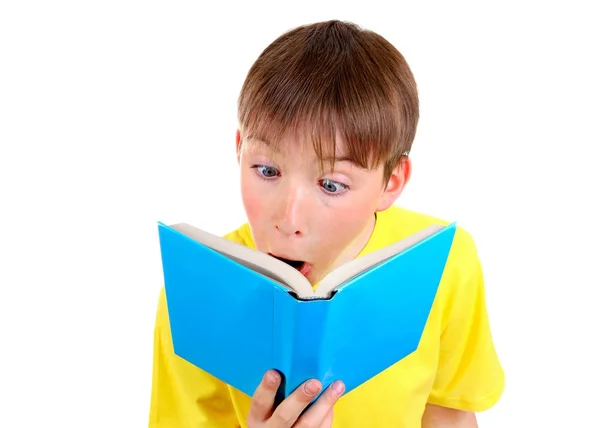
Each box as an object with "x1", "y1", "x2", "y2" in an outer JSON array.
[{"x1": 305, "y1": 265, "x2": 329, "y2": 286}]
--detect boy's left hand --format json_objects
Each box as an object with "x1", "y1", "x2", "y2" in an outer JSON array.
[{"x1": 246, "y1": 369, "x2": 343, "y2": 427}]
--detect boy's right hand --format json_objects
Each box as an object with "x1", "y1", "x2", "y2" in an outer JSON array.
[{"x1": 246, "y1": 370, "x2": 345, "y2": 428}]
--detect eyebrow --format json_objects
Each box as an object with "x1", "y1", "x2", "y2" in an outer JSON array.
[
  {"x1": 320, "y1": 155, "x2": 364, "y2": 169},
  {"x1": 247, "y1": 137, "x2": 363, "y2": 168},
  {"x1": 321, "y1": 155, "x2": 356, "y2": 163},
  {"x1": 246, "y1": 136, "x2": 277, "y2": 148}
]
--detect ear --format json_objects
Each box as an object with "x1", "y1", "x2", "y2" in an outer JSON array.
[
  {"x1": 235, "y1": 129, "x2": 241, "y2": 164},
  {"x1": 375, "y1": 156, "x2": 412, "y2": 212}
]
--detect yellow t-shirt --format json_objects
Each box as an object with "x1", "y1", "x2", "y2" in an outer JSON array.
[{"x1": 148, "y1": 205, "x2": 504, "y2": 427}]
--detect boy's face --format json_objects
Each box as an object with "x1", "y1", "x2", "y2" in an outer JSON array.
[{"x1": 236, "y1": 129, "x2": 410, "y2": 285}]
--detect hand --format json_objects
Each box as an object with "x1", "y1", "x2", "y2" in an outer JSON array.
[{"x1": 247, "y1": 369, "x2": 345, "y2": 428}]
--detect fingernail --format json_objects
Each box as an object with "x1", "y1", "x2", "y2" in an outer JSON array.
[
  {"x1": 265, "y1": 371, "x2": 278, "y2": 385},
  {"x1": 304, "y1": 380, "x2": 320, "y2": 395},
  {"x1": 332, "y1": 380, "x2": 345, "y2": 395}
]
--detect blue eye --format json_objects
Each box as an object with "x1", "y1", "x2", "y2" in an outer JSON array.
[
  {"x1": 320, "y1": 179, "x2": 349, "y2": 195},
  {"x1": 253, "y1": 165, "x2": 280, "y2": 179}
]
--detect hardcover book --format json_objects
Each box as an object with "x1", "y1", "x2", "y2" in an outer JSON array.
[{"x1": 157, "y1": 220, "x2": 456, "y2": 401}]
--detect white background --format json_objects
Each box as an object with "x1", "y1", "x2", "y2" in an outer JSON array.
[{"x1": 1, "y1": 1, "x2": 598, "y2": 427}]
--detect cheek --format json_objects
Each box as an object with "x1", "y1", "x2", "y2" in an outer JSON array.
[
  {"x1": 241, "y1": 177, "x2": 263, "y2": 221},
  {"x1": 240, "y1": 172, "x2": 276, "y2": 231},
  {"x1": 315, "y1": 201, "x2": 374, "y2": 243}
]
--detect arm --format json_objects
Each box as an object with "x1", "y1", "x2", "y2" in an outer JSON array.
[
  {"x1": 422, "y1": 404, "x2": 478, "y2": 428},
  {"x1": 148, "y1": 287, "x2": 342, "y2": 428},
  {"x1": 425, "y1": 229, "x2": 504, "y2": 422},
  {"x1": 148, "y1": 287, "x2": 239, "y2": 428}
]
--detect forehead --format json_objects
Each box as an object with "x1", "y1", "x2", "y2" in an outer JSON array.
[
  {"x1": 244, "y1": 127, "x2": 348, "y2": 158},
  {"x1": 245, "y1": 137, "x2": 373, "y2": 178},
  {"x1": 241, "y1": 117, "x2": 384, "y2": 171}
]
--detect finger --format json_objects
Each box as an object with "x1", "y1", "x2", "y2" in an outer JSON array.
[
  {"x1": 268, "y1": 379, "x2": 322, "y2": 427},
  {"x1": 295, "y1": 380, "x2": 344, "y2": 427},
  {"x1": 247, "y1": 370, "x2": 281, "y2": 424},
  {"x1": 317, "y1": 408, "x2": 334, "y2": 428}
]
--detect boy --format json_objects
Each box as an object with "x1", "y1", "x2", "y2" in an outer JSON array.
[{"x1": 149, "y1": 20, "x2": 504, "y2": 427}]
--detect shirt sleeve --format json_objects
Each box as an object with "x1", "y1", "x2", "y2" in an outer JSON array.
[
  {"x1": 427, "y1": 229, "x2": 505, "y2": 412},
  {"x1": 148, "y1": 287, "x2": 240, "y2": 428}
]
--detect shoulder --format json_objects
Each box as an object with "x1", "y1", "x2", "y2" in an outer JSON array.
[
  {"x1": 376, "y1": 205, "x2": 479, "y2": 260},
  {"x1": 154, "y1": 223, "x2": 255, "y2": 324},
  {"x1": 378, "y1": 204, "x2": 482, "y2": 299},
  {"x1": 222, "y1": 222, "x2": 255, "y2": 248}
]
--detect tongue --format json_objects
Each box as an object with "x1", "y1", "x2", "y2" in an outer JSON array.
[
  {"x1": 297, "y1": 262, "x2": 312, "y2": 277},
  {"x1": 272, "y1": 255, "x2": 312, "y2": 277}
]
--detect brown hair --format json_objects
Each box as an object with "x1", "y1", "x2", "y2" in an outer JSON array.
[{"x1": 237, "y1": 20, "x2": 419, "y2": 182}]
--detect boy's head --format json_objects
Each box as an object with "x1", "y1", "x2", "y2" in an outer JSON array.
[{"x1": 235, "y1": 20, "x2": 419, "y2": 284}]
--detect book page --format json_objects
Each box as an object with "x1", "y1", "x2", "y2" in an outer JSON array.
[
  {"x1": 168, "y1": 223, "x2": 316, "y2": 298},
  {"x1": 313, "y1": 224, "x2": 445, "y2": 297}
]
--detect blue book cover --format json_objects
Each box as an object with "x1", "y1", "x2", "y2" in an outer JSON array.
[{"x1": 157, "y1": 220, "x2": 456, "y2": 401}]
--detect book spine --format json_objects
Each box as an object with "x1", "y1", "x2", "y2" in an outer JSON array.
[{"x1": 272, "y1": 289, "x2": 331, "y2": 401}]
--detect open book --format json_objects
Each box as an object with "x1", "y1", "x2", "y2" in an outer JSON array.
[
  {"x1": 157, "y1": 220, "x2": 457, "y2": 401},
  {"x1": 165, "y1": 222, "x2": 447, "y2": 300}
]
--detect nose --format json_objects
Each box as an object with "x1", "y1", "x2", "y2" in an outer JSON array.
[{"x1": 274, "y1": 185, "x2": 308, "y2": 237}]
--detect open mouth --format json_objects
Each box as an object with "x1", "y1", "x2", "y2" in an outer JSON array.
[{"x1": 269, "y1": 254, "x2": 312, "y2": 277}]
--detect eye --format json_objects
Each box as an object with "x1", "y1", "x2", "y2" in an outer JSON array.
[
  {"x1": 252, "y1": 165, "x2": 280, "y2": 179},
  {"x1": 319, "y1": 179, "x2": 349, "y2": 195}
]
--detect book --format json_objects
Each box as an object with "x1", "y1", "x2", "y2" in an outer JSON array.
[{"x1": 157, "y1": 220, "x2": 457, "y2": 403}]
